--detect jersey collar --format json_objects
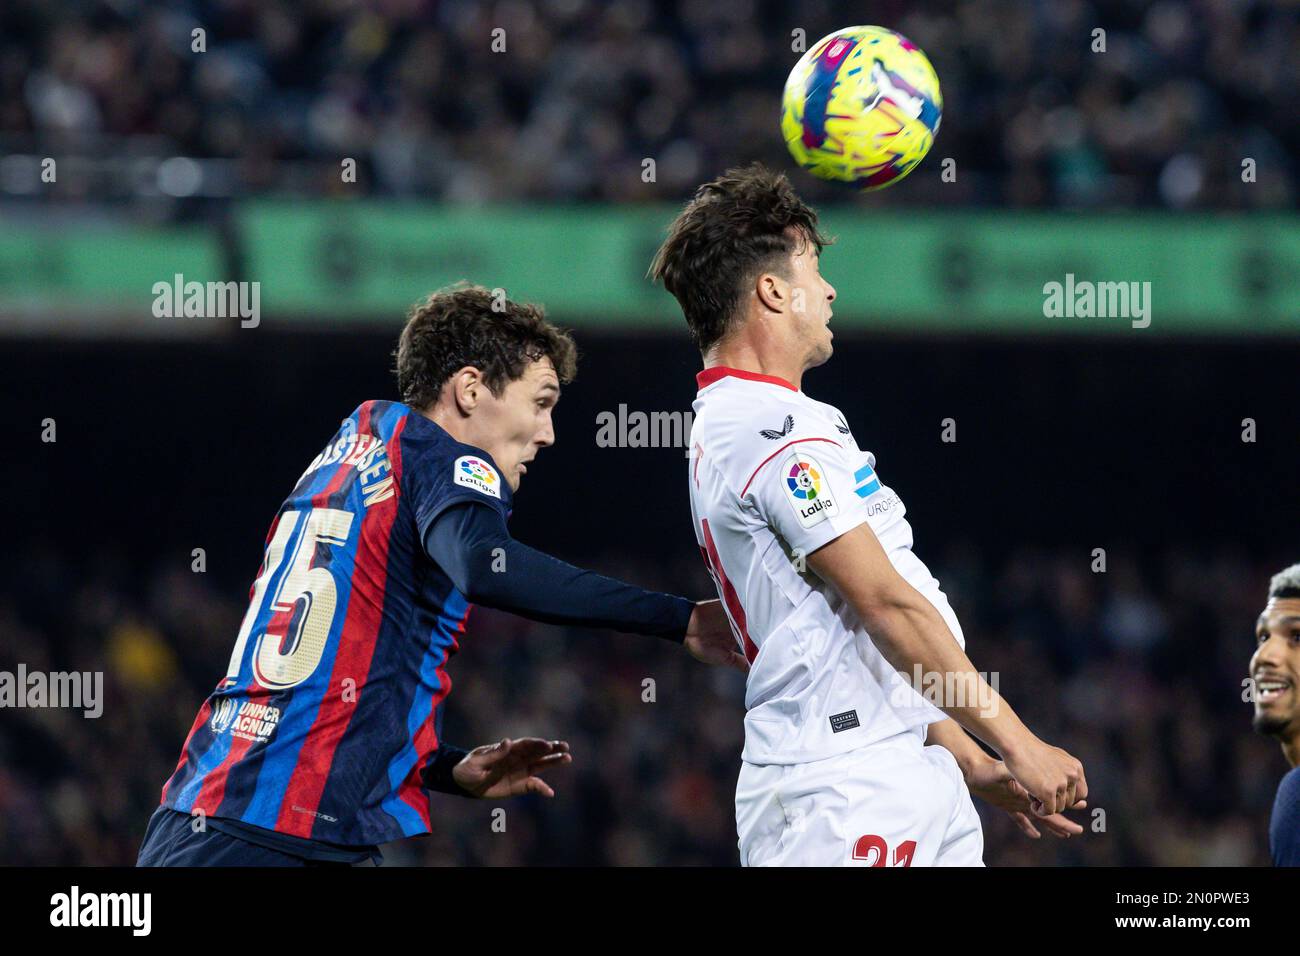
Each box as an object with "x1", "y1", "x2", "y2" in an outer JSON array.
[{"x1": 696, "y1": 366, "x2": 798, "y2": 392}]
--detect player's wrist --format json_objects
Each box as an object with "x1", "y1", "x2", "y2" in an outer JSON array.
[
  {"x1": 450, "y1": 759, "x2": 481, "y2": 797},
  {"x1": 665, "y1": 596, "x2": 693, "y2": 642},
  {"x1": 992, "y1": 724, "x2": 1038, "y2": 764},
  {"x1": 422, "y1": 744, "x2": 478, "y2": 798}
]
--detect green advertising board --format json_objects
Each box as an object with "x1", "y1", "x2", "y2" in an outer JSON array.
[
  {"x1": 237, "y1": 203, "x2": 1300, "y2": 333},
  {"x1": 0, "y1": 223, "x2": 221, "y2": 311},
  {"x1": 1, "y1": 203, "x2": 1296, "y2": 334}
]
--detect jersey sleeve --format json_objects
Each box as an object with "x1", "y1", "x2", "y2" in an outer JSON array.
[
  {"x1": 423, "y1": 503, "x2": 693, "y2": 639},
  {"x1": 744, "y1": 438, "x2": 869, "y2": 556},
  {"x1": 1270, "y1": 766, "x2": 1300, "y2": 867},
  {"x1": 410, "y1": 446, "x2": 511, "y2": 544}
]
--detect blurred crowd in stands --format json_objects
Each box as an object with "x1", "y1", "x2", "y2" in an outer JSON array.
[
  {"x1": 1, "y1": 0, "x2": 1295, "y2": 208},
  {"x1": 0, "y1": 538, "x2": 1285, "y2": 865}
]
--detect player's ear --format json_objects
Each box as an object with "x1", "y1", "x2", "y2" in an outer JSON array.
[
  {"x1": 448, "y1": 366, "x2": 485, "y2": 415},
  {"x1": 755, "y1": 271, "x2": 788, "y2": 315}
]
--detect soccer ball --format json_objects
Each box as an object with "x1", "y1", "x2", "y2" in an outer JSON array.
[{"x1": 781, "y1": 26, "x2": 942, "y2": 191}]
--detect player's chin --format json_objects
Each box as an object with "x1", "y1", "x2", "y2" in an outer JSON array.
[
  {"x1": 811, "y1": 337, "x2": 833, "y2": 366},
  {"x1": 1251, "y1": 704, "x2": 1296, "y2": 736}
]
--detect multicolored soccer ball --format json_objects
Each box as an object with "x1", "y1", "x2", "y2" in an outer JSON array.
[{"x1": 781, "y1": 26, "x2": 942, "y2": 191}]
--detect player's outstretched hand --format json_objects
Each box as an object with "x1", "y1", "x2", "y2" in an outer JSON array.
[
  {"x1": 963, "y1": 755, "x2": 1085, "y2": 839},
  {"x1": 685, "y1": 599, "x2": 750, "y2": 672},
  {"x1": 1001, "y1": 734, "x2": 1088, "y2": 818},
  {"x1": 452, "y1": 738, "x2": 573, "y2": 799}
]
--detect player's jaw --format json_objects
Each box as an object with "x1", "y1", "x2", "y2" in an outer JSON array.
[
  {"x1": 471, "y1": 358, "x2": 560, "y2": 492},
  {"x1": 784, "y1": 236, "x2": 836, "y2": 372},
  {"x1": 1253, "y1": 669, "x2": 1297, "y2": 732},
  {"x1": 790, "y1": 292, "x2": 833, "y2": 371},
  {"x1": 810, "y1": 304, "x2": 834, "y2": 366}
]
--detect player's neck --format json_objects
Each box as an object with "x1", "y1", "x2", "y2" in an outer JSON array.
[
  {"x1": 1283, "y1": 735, "x2": 1300, "y2": 769},
  {"x1": 421, "y1": 404, "x2": 475, "y2": 447},
  {"x1": 704, "y1": 341, "x2": 805, "y2": 391}
]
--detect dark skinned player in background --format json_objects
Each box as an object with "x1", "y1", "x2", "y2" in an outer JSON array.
[{"x1": 1250, "y1": 564, "x2": 1300, "y2": 866}]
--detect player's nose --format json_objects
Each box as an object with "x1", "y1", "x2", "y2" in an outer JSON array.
[
  {"x1": 1252, "y1": 644, "x2": 1287, "y2": 682},
  {"x1": 1254, "y1": 638, "x2": 1282, "y2": 668}
]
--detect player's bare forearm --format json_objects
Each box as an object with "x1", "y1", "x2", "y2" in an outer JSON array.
[
  {"x1": 809, "y1": 524, "x2": 1088, "y2": 816},
  {"x1": 807, "y1": 525, "x2": 1029, "y2": 756},
  {"x1": 866, "y1": 596, "x2": 1030, "y2": 754},
  {"x1": 924, "y1": 718, "x2": 992, "y2": 776}
]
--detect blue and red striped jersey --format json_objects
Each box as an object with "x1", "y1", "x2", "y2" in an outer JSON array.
[{"x1": 160, "y1": 400, "x2": 512, "y2": 845}]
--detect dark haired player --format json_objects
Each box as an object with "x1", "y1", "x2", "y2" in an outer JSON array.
[
  {"x1": 1250, "y1": 564, "x2": 1300, "y2": 866},
  {"x1": 138, "y1": 283, "x2": 740, "y2": 866},
  {"x1": 651, "y1": 164, "x2": 1085, "y2": 865}
]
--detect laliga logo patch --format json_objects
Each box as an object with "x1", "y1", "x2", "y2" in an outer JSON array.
[
  {"x1": 782, "y1": 451, "x2": 838, "y2": 527},
  {"x1": 453, "y1": 455, "x2": 501, "y2": 499}
]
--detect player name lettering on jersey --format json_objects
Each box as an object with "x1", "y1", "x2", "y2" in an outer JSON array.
[{"x1": 298, "y1": 431, "x2": 395, "y2": 506}]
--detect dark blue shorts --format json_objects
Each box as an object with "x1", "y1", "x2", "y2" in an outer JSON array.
[{"x1": 136, "y1": 807, "x2": 363, "y2": 867}]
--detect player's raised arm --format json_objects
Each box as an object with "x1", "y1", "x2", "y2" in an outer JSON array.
[
  {"x1": 424, "y1": 501, "x2": 746, "y2": 670},
  {"x1": 806, "y1": 523, "x2": 1087, "y2": 816}
]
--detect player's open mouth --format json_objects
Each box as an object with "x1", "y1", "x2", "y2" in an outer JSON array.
[{"x1": 1256, "y1": 677, "x2": 1292, "y2": 703}]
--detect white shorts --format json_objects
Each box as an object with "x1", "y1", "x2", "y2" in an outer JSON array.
[{"x1": 735, "y1": 732, "x2": 985, "y2": 867}]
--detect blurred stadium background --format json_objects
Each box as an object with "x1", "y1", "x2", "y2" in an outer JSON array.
[{"x1": 2, "y1": 0, "x2": 1298, "y2": 865}]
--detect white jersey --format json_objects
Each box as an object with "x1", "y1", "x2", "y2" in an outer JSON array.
[{"x1": 688, "y1": 367, "x2": 964, "y2": 765}]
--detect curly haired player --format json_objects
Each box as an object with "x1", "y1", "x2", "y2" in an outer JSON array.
[{"x1": 139, "y1": 284, "x2": 739, "y2": 866}]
